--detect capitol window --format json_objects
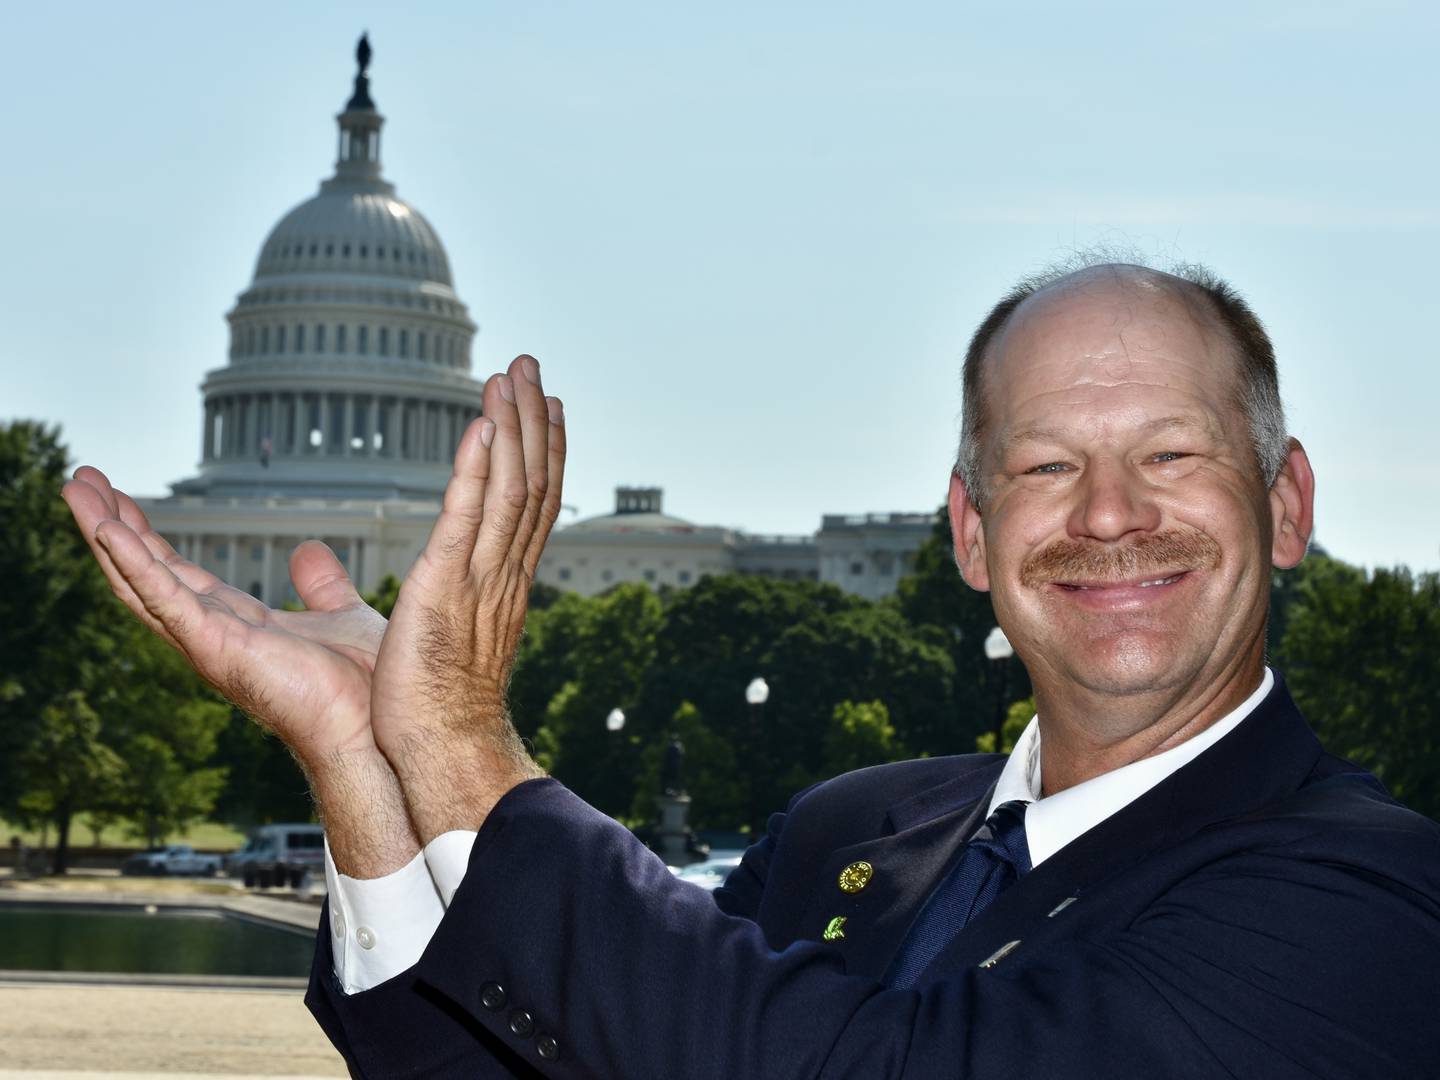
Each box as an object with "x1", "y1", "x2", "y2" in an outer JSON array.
[
  {"x1": 337, "y1": 325, "x2": 348, "y2": 353},
  {"x1": 418, "y1": 332, "x2": 428, "y2": 360},
  {"x1": 357, "y1": 326, "x2": 368, "y2": 355},
  {"x1": 360, "y1": 245, "x2": 368, "y2": 258},
  {"x1": 378, "y1": 327, "x2": 389, "y2": 355},
  {"x1": 246, "y1": 327, "x2": 256, "y2": 354},
  {"x1": 325, "y1": 243, "x2": 334, "y2": 256},
  {"x1": 558, "y1": 567, "x2": 572, "y2": 581},
  {"x1": 309, "y1": 243, "x2": 318, "y2": 257},
  {"x1": 295, "y1": 324, "x2": 305, "y2": 353},
  {"x1": 342, "y1": 243, "x2": 351, "y2": 257},
  {"x1": 315, "y1": 324, "x2": 326, "y2": 352},
  {"x1": 276, "y1": 326, "x2": 286, "y2": 352},
  {"x1": 399, "y1": 329, "x2": 409, "y2": 358}
]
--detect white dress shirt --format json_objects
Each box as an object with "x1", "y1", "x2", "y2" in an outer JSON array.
[{"x1": 326, "y1": 668, "x2": 1274, "y2": 992}]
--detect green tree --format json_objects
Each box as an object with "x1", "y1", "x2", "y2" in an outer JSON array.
[
  {"x1": 823, "y1": 700, "x2": 908, "y2": 776},
  {"x1": 0, "y1": 422, "x2": 110, "y2": 816},
  {"x1": 1276, "y1": 560, "x2": 1440, "y2": 819},
  {"x1": 628, "y1": 575, "x2": 953, "y2": 831},
  {"x1": 894, "y1": 506, "x2": 1031, "y2": 756},
  {"x1": 2, "y1": 422, "x2": 236, "y2": 861},
  {"x1": 527, "y1": 584, "x2": 664, "y2": 816},
  {"x1": 627, "y1": 701, "x2": 744, "y2": 827},
  {"x1": 15, "y1": 691, "x2": 125, "y2": 872},
  {"x1": 975, "y1": 695, "x2": 1034, "y2": 755}
]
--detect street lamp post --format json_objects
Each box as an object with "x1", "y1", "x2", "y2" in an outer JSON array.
[
  {"x1": 745, "y1": 677, "x2": 770, "y2": 839},
  {"x1": 983, "y1": 626, "x2": 1014, "y2": 754}
]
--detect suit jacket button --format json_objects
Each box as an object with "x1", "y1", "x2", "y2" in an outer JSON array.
[
  {"x1": 480, "y1": 983, "x2": 507, "y2": 1011},
  {"x1": 509, "y1": 1010, "x2": 535, "y2": 1039},
  {"x1": 536, "y1": 1033, "x2": 561, "y2": 1061}
]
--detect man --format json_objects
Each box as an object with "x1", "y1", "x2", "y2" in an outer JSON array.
[{"x1": 65, "y1": 262, "x2": 1440, "y2": 1078}]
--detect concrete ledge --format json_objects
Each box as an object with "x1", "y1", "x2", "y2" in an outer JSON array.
[
  {"x1": 0, "y1": 969, "x2": 308, "y2": 992},
  {"x1": 0, "y1": 883, "x2": 320, "y2": 934}
]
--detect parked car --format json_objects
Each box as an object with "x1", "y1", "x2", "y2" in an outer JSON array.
[
  {"x1": 120, "y1": 844, "x2": 224, "y2": 877},
  {"x1": 673, "y1": 854, "x2": 743, "y2": 891},
  {"x1": 227, "y1": 823, "x2": 325, "y2": 888}
]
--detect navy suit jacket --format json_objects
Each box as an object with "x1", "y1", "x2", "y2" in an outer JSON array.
[{"x1": 307, "y1": 675, "x2": 1440, "y2": 1077}]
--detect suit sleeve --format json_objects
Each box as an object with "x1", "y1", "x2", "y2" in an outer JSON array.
[
  {"x1": 407, "y1": 778, "x2": 1440, "y2": 1080},
  {"x1": 305, "y1": 896, "x2": 548, "y2": 1079}
]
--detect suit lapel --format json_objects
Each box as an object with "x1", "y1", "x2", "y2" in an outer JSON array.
[{"x1": 794, "y1": 766, "x2": 1002, "y2": 980}]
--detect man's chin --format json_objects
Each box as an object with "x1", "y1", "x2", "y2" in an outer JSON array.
[{"x1": 1056, "y1": 636, "x2": 1194, "y2": 699}]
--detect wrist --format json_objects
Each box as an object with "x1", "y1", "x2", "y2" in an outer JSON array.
[
  {"x1": 384, "y1": 724, "x2": 544, "y2": 845},
  {"x1": 305, "y1": 745, "x2": 423, "y2": 878}
]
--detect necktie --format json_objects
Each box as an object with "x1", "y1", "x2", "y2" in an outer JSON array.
[{"x1": 884, "y1": 799, "x2": 1031, "y2": 989}]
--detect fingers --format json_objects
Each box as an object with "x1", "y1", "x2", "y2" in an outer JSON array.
[
  {"x1": 473, "y1": 355, "x2": 558, "y2": 574},
  {"x1": 63, "y1": 469, "x2": 173, "y2": 644},
  {"x1": 92, "y1": 517, "x2": 216, "y2": 657},
  {"x1": 522, "y1": 395, "x2": 566, "y2": 578},
  {"x1": 291, "y1": 540, "x2": 365, "y2": 613},
  {"x1": 420, "y1": 416, "x2": 495, "y2": 581},
  {"x1": 509, "y1": 355, "x2": 553, "y2": 557},
  {"x1": 473, "y1": 366, "x2": 532, "y2": 570}
]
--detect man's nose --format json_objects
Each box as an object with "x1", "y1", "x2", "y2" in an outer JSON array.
[{"x1": 1066, "y1": 459, "x2": 1161, "y2": 542}]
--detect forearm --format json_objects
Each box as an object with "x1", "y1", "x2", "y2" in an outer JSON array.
[{"x1": 304, "y1": 746, "x2": 423, "y2": 877}]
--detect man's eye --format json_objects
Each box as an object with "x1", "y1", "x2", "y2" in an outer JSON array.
[
  {"x1": 1151, "y1": 451, "x2": 1189, "y2": 463},
  {"x1": 1027, "y1": 462, "x2": 1070, "y2": 474}
]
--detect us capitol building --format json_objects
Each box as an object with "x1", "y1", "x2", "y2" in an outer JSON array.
[{"x1": 141, "y1": 38, "x2": 932, "y2": 605}]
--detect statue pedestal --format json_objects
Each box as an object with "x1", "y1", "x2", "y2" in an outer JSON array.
[{"x1": 654, "y1": 793, "x2": 694, "y2": 866}]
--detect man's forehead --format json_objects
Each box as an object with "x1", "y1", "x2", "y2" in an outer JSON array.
[
  {"x1": 986, "y1": 266, "x2": 1232, "y2": 391},
  {"x1": 1002, "y1": 265, "x2": 1216, "y2": 344}
]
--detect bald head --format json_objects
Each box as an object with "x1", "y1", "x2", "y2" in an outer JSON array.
[{"x1": 956, "y1": 261, "x2": 1287, "y2": 507}]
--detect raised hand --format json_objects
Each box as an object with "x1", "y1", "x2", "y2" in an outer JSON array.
[
  {"x1": 62, "y1": 467, "x2": 417, "y2": 875},
  {"x1": 370, "y1": 355, "x2": 566, "y2": 841}
]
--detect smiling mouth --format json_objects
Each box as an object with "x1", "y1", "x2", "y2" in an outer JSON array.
[{"x1": 1057, "y1": 572, "x2": 1188, "y2": 591}]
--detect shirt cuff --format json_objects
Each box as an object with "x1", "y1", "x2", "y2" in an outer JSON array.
[
  {"x1": 424, "y1": 829, "x2": 478, "y2": 907},
  {"x1": 323, "y1": 837, "x2": 445, "y2": 995}
]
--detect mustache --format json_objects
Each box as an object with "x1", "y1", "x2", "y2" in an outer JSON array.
[{"x1": 1018, "y1": 530, "x2": 1222, "y2": 589}]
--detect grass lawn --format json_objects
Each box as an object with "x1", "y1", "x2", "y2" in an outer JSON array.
[{"x1": 2, "y1": 816, "x2": 248, "y2": 852}]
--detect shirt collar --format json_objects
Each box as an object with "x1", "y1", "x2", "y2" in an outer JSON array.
[{"x1": 988, "y1": 667, "x2": 1275, "y2": 868}]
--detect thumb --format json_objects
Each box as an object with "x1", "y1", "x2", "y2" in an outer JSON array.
[{"x1": 290, "y1": 541, "x2": 364, "y2": 613}]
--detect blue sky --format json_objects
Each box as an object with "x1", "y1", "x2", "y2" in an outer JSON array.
[{"x1": 4, "y1": 1, "x2": 1437, "y2": 571}]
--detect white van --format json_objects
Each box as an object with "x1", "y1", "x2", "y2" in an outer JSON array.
[{"x1": 228, "y1": 823, "x2": 325, "y2": 888}]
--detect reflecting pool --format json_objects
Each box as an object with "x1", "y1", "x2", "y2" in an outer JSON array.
[{"x1": 0, "y1": 904, "x2": 313, "y2": 977}]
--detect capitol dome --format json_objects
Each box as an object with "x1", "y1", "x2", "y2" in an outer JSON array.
[
  {"x1": 174, "y1": 34, "x2": 484, "y2": 502},
  {"x1": 253, "y1": 186, "x2": 454, "y2": 287}
]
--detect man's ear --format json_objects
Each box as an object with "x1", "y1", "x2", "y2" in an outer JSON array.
[
  {"x1": 1269, "y1": 438, "x2": 1315, "y2": 570},
  {"x1": 948, "y1": 471, "x2": 990, "y2": 592}
]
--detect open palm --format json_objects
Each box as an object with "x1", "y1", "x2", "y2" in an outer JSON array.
[{"x1": 62, "y1": 466, "x2": 385, "y2": 765}]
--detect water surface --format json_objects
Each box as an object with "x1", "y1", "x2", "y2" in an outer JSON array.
[{"x1": 0, "y1": 905, "x2": 312, "y2": 977}]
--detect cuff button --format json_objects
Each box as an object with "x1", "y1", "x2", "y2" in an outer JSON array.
[
  {"x1": 509, "y1": 1010, "x2": 535, "y2": 1039},
  {"x1": 536, "y1": 1033, "x2": 560, "y2": 1061},
  {"x1": 354, "y1": 926, "x2": 376, "y2": 950},
  {"x1": 480, "y1": 983, "x2": 508, "y2": 1011}
]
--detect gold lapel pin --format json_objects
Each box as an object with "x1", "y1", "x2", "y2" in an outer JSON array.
[
  {"x1": 823, "y1": 916, "x2": 848, "y2": 941},
  {"x1": 837, "y1": 861, "x2": 873, "y2": 893}
]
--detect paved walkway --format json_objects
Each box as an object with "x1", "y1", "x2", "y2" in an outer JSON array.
[{"x1": 0, "y1": 985, "x2": 347, "y2": 1077}]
